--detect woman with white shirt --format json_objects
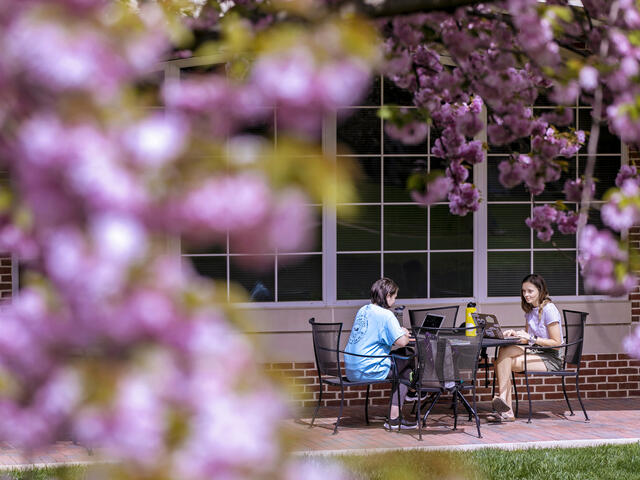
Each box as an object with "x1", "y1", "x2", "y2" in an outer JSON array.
[{"x1": 489, "y1": 274, "x2": 564, "y2": 422}]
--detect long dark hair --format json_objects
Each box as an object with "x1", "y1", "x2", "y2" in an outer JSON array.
[
  {"x1": 370, "y1": 277, "x2": 399, "y2": 309},
  {"x1": 521, "y1": 274, "x2": 551, "y2": 318}
]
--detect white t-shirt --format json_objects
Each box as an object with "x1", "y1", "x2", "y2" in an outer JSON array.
[{"x1": 525, "y1": 302, "x2": 562, "y2": 340}]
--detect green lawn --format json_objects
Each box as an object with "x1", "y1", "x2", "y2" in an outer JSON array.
[
  {"x1": 330, "y1": 443, "x2": 640, "y2": 480},
  {"x1": 4, "y1": 444, "x2": 640, "y2": 480}
]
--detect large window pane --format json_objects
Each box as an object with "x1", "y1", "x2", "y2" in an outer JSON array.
[
  {"x1": 359, "y1": 75, "x2": 381, "y2": 107},
  {"x1": 383, "y1": 78, "x2": 413, "y2": 106},
  {"x1": 337, "y1": 253, "x2": 380, "y2": 300},
  {"x1": 190, "y1": 256, "x2": 227, "y2": 281},
  {"x1": 383, "y1": 157, "x2": 427, "y2": 203},
  {"x1": 430, "y1": 252, "x2": 473, "y2": 298},
  {"x1": 578, "y1": 109, "x2": 622, "y2": 154},
  {"x1": 230, "y1": 256, "x2": 275, "y2": 301},
  {"x1": 488, "y1": 251, "x2": 529, "y2": 297},
  {"x1": 384, "y1": 253, "x2": 427, "y2": 299},
  {"x1": 578, "y1": 155, "x2": 620, "y2": 199},
  {"x1": 384, "y1": 117, "x2": 429, "y2": 155},
  {"x1": 534, "y1": 250, "x2": 577, "y2": 296},
  {"x1": 279, "y1": 205, "x2": 323, "y2": 253},
  {"x1": 337, "y1": 205, "x2": 380, "y2": 251},
  {"x1": 337, "y1": 108, "x2": 381, "y2": 155},
  {"x1": 431, "y1": 205, "x2": 473, "y2": 250},
  {"x1": 487, "y1": 156, "x2": 529, "y2": 201},
  {"x1": 488, "y1": 204, "x2": 530, "y2": 249},
  {"x1": 337, "y1": 157, "x2": 380, "y2": 203},
  {"x1": 536, "y1": 159, "x2": 577, "y2": 201},
  {"x1": 384, "y1": 205, "x2": 427, "y2": 251},
  {"x1": 277, "y1": 255, "x2": 322, "y2": 301}
]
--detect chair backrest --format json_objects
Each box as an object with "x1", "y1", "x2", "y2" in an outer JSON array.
[
  {"x1": 413, "y1": 325, "x2": 484, "y2": 390},
  {"x1": 308, "y1": 318, "x2": 342, "y2": 378},
  {"x1": 562, "y1": 310, "x2": 588, "y2": 366},
  {"x1": 409, "y1": 306, "x2": 459, "y2": 329}
]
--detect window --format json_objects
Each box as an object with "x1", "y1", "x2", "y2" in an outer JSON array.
[
  {"x1": 335, "y1": 76, "x2": 474, "y2": 300},
  {"x1": 176, "y1": 61, "x2": 323, "y2": 302},
  {"x1": 486, "y1": 95, "x2": 622, "y2": 297}
]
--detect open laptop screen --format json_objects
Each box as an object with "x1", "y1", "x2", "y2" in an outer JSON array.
[{"x1": 421, "y1": 313, "x2": 445, "y2": 333}]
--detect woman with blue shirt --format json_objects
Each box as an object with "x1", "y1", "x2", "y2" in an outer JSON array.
[
  {"x1": 344, "y1": 278, "x2": 415, "y2": 430},
  {"x1": 490, "y1": 274, "x2": 564, "y2": 422}
]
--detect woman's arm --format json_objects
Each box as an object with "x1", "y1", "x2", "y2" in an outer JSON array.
[
  {"x1": 393, "y1": 327, "x2": 411, "y2": 348},
  {"x1": 533, "y1": 322, "x2": 562, "y2": 347}
]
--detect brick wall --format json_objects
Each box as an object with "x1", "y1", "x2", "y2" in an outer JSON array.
[{"x1": 270, "y1": 353, "x2": 640, "y2": 408}]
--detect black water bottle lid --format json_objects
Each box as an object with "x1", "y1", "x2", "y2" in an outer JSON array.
[{"x1": 467, "y1": 302, "x2": 476, "y2": 308}]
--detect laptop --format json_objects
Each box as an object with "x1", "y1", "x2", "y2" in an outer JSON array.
[
  {"x1": 420, "y1": 313, "x2": 445, "y2": 333},
  {"x1": 481, "y1": 314, "x2": 523, "y2": 340}
]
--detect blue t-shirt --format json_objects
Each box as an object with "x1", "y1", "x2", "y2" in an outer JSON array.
[{"x1": 344, "y1": 303, "x2": 405, "y2": 381}]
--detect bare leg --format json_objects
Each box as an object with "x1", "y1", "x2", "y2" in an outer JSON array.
[{"x1": 494, "y1": 345, "x2": 546, "y2": 415}]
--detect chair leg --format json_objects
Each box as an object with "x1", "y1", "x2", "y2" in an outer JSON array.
[
  {"x1": 512, "y1": 371, "x2": 519, "y2": 418},
  {"x1": 311, "y1": 381, "x2": 323, "y2": 428},
  {"x1": 364, "y1": 384, "x2": 371, "y2": 424},
  {"x1": 422, "y1": 392, "x2": 441, "y2": 428},
  {"x1": 524, "y1": 373, "x2": 532, "y2": 424},
  {"x1": 452, "y1": 390, "x2": 459, "y2": 431},
  {"x1": 561, "y1": 377, "x2": 574, "y2": 416},
  {"x1": 417, "y1": 390, "x2": 422, "y2": 441},
  {"x1": 575, "y1": 375, "x2": 590, "y2": 422},
  {"x1": 458, "y1": 390, "x2": 481, "y2": 438},
  {"x1": 333, "y1": 384, "x2": 345, "y2": 435}
]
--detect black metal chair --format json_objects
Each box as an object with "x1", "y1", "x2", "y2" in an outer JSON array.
[
  {"x1": 405, "y1": 324, "x2": 485, "y2": 440},
  {"x1": 518, "y1": 309, "x2": 589, "y2": 423},
  {"x1": 409, "y1": 306, "x2": 459, "y2": 329},
  {"x1": 308, "y1": 318, "x2": 399, "y2": 434}
]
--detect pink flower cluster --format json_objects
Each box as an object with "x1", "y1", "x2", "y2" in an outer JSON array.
[
  {"x1": 525, "y1": 205, "x2": 578, "y2": 242},
  {"x1": 579, "y1": 225, "x2": 636, "y2": 296},
  {"x1": 0, "y1": 1, "x2": 370, "y2": 478}
]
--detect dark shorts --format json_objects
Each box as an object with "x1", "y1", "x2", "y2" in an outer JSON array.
[{"x1": 529, "y1": 348, "x2": 563, "y2": 371}]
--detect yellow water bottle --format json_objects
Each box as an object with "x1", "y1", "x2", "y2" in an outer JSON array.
[{"x1": 465, "y1": 302, "x2": 477, "y2": 337}]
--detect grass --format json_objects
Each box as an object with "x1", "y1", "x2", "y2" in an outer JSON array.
[
  {"x1": 3, "y1": 444, "x2": 640, "y2": 479},
  {"x1": 0, "y1": 465, "x2": 87, "y2": 480},
  {"x1": 328, "y1": 443, "x2": 640, "y2": 480}
]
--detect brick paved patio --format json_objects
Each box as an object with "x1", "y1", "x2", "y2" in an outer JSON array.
[
  {"x1": 0, "y1": 398, "x2": 637, "y2": 469},
  {"x1": 286, "y1": 398, "x2": 640, "y2": 454}
]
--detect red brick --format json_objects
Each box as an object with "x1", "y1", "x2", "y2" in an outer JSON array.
[
  {"x1": 589, "y1": 361, "x2": 607, "y2": 367},
  {"x1": 534, "y1": 385, "x2": 556, "y2": 392},
  {"x1": 271, "y1": 362, "x2": 294, "y2": 370},
  {"x1": 586, "y1": 391, "x2": 606, "y2": 398},
  {"x1": 305, "y1": 385, "x2": 321, "y2": 392},
  {"x1": 579, "y1": 368, "x2": 597, "y2": 375},
  {"x1": 597, "y1": 383, "x2": 618, "y2": 390},
  {"x1": 608, "y1": 375, "x2": 628, "y2": 383},
  {"x1": 597, "y1": 368, "x2": 617, "y2": 375},
  {"x1": 609, "y1": 360, "x2": 629, "y2": 367},
  {"x1": 544, "y1": 393, "x2": 567, "y2": 400},
  {"x1": 599, "y1": 354, "x2": 618, "y2": 360},
  {"x1": 620, "y1": 368, "x2": 639, "y2": 374},
  {"x1": 608, "y1": 391, "x2": 627, "y2": 398},
  {"x1": 294, "y1": 362, "x2": 315, "y2": 369},
  {"x1": 581, "y1": 354, "x2": 597, "y2": 361},
  {"x1": 294, "y1": 377, "x2": 315, "y2": 385},
  {"x1": 543, "y1": 378, "x2": 562, "y2": 385},
  {"x1": 629, "y1": 375, "x2": 640, "y2": 382}
]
